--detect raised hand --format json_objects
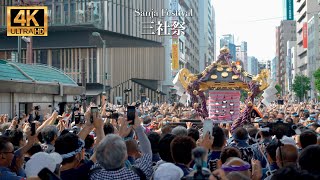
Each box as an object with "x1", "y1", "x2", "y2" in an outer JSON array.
[
  {"x1": 118, "y1": 117, "x2": 132, "y2": 138},
  {"x1": 198, "y1": 132, "x2": 214, "y2": 150}
]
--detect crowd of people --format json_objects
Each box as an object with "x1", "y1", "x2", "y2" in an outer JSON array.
[{"x1": 0, "y1": 99, "x2": 319, "y2": 180}]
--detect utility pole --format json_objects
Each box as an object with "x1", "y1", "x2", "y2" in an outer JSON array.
[
  {"x1": 17, "y1": 0, "x2": 21, "y2": 63},
  {"x1": 29, "y1": 37, "x2": 33, "y2": 64},
  {"x1": 102, "y1": 40, "x2": 107, "y2": 105},
  {"x1": 81, "y1": 58, "x2": 87, "y2": 112},
  {"x1": 21, "y1": 37, "x2": 31, "y2": 63},
  {"x1": 92, "y1": 32, "x2": 107, "y2": 105},
  {"x1": 18, "y1": 37, "x2": 21, "y2": 62}
]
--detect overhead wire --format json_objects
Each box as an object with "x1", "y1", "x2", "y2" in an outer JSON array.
[{"x1": 1, "y1": 0, "x2": 320, "y2": 23}]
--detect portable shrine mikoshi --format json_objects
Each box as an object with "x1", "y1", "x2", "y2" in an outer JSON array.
[{"x1": 177, "y1": 46, "x2": 269, "y2": 130}]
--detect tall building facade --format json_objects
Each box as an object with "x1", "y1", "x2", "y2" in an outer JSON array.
[
  {"x1": 236, "y1": 41, "x2": 248, "y2": 71},
  {"x1": 211, "y1": 7, "x2": 217, "y2": 60},
  {"x1": 279, "y1": 20, "x2": 296, "y2": 94},
  {"x1": 150, "y1": 0, "x2": 215, "y2": 101},
  {"x1": 199, "y1": 0, "x2": 215, "y2": 70},
  {"x1": 258, "y1": 61, "x2": 266, "y2": 74},
  {"x1": 290, "y1": 44, "x2": 298, "y2": 101},
  {"x1": 162, "y1": 0, "x2": 188, "y2": 87},
  {"x1": 0, "y1": 0, "x2": 166, "y2": 105},
  {"x1": 247, "y1": 56, "x2": 259, "y2": 75},
  {"x1": 286, "y1": 41, "x2": 296, "y2": 94},
  {"x1": 179, "y1": 0, "x2": 200, "y2": 74},
  {"x1": 295, "y1": 0, "x2": 320, "y2": 75},
  {"x1": 220, "y1": 34, "x2": 236, "y2": 61},
  {"x1": 271, "y1": 57, "x2": 278, "y2": 81},
  {"x1": 308, "y1": 14, "x2": 320, "y2": 99},
  {"x1": 266, "y1": 60, "x2": 271, "y2": 71},
  {"x1": 275, "y1": 26, "x2": 281, "y2": 84}
]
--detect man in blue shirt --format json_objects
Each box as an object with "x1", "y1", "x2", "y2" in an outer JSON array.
[
  {"x1": 229, "y1": 127, "x2": 264, "y2": 164},
  {"x1": 207, "y1": 126, "x2": 226, "y2": 171},
  {"x1": 0, "y1": 136, "x2": 25, "y2": 180},
  {"x1": 262, "y1": 141, "x2": 279, "y2": 179}
]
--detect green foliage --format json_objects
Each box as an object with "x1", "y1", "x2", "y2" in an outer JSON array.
[
  {"x1": 292, "y1": 74, "x2": 311, "y2": 101},
  {"x1": 313, "y1": 68, "x2": 320, "y2": 93},
  {"x1": 275, "y1": 84, "x2": 282, "y2": 95}
]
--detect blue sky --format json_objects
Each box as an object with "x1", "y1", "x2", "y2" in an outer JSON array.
[{"x1": 212, "y1": 0, "x2": 283, "y2": 61}]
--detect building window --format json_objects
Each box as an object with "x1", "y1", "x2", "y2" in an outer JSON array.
[
  {"x1": 55, "y1": 2, "x2": 62, "y2": 24},
  {"x1": 39, "y1": 50, "x2": 48, "y2": 65},
  {"x1": 179, "y1": 40, "x2": 184, "y2": 53},
  {"x1": 52, "y1": 49, "x2": 61, "y2": 69},
  {"x1": 64, "y1": 2, "x2": 69, "y2": 24},
  {"x1": 70, "y1": 0, "x2": 76, "y2": 23}
]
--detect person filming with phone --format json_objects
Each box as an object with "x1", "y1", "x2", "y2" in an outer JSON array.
[
  {"x1": 54, "y1": 106, "x2": 105, "y2": 180},
  {"x1": 90, "y1": 109, "x2": 153, "y2": 180}
]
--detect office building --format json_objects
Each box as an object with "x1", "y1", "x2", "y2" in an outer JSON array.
[
  {"x1": 271, "y1": 57, "x2": 278, "y2": 81},
  {"x1": 247, "y1": 56, "x2": 259, "y2": 75},
  {"x1": 163, "y1": 0, "x2": 216, "y2": 102},
  {"x1": 295, "y1": 0, "x2": 320, "y2": 75},
  {"x1": 266, "y1": 60, "x2": 271, "y2": 71},
  {"x1": 0, "y1": 0, "x2": 166, "y2": 105},
  {"x1": 286, "y1": 41, "x2": 296, "y2": 94},
  {"x1": 308, "y1": 14, "x2": 320, "y2": 99},
  {"x1": 199, "y1": 0, "x2": 215, "y2": 70},
  {"x1": 258, "y1": 60, "x2": 267, "y2": 73},
  {"x1": 212, "y1": 6, "x2": 217, "y2": 60},
  {"x1": 182, "y1": 0, "x2": 200, "y2": 74},
  {"x1": 275, "y1": 26, "x2": 281, "y2": 84},
  {"x1": 220, "y1": 34, "x2": 236, "y2": 61},
  {"x1": 278, "y1": 20, "x2": 296, "y2": 94},
  {"x1": 236, "y1": 41, "x2": 248, "y2": 71}
]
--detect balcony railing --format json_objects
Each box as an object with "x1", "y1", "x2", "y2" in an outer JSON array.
[
  {"x1": 1, "y1": 1, "x2": 104, "y2": 29},
  {"x1": 46, "y1": 1, "x2": 104, "y2": 28}
]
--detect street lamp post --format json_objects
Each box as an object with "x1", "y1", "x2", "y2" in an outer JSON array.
[
  {"x1": 156, "y1": 89, "x2": 161, "y2": 104},
  {"x1": 123, "y1": 88, "x2": 132, "y2": 105},
  {"x1": 92, "y1": 32, "x2": 107, "y2": 100}
]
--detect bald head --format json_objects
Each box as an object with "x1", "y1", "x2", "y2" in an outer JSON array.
[
  {"x1": 276, "y1": 144, "x2": 298, "y2": 168},
  {"x1": 225, "y1": 157, "x2": 246, "y2": 166},
  {"x1": 226, "y1": 172, "x2": 250, "y2": 180},
  {"x1": 223, "y1": 157, "x2": 251, "y2": 178}
]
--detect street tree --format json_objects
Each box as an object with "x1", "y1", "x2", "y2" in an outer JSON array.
[
  {"x1": 292, "y1": 74, "x2": 311, "y2": 102},
  {"x1": 313, "y1": 68, "x2": 320, "y2": 94}
]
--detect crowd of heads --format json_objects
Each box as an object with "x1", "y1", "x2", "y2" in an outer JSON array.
[{"x1": 0, "y1": 99, "x2": 319, "y2": 180}]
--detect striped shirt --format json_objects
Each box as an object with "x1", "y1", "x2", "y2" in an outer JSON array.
[{"x1": 90, "y1": 154, "x2": 153, "y2": 180}]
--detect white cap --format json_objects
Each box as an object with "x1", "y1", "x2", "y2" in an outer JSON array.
[
  {"x1": 280, "y1": 136, "x2": 296, "y2": 146},
  {"x1": 154, "y1": 163, "x2": 184, "y2": 180},
  {"x1": 25, "y1": 152, "x2": 62, "y2": 177}
]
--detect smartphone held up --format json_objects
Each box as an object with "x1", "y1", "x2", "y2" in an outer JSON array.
[
  {"x1": 127, "y1": 106, "x2": 135, "y2": 125},
  {"x1": 31, "y1": 122, "x2": 36, "y2": 136},
  {"x1": 203, "y1": 120, "x2": 213, "y2": 136},
  {"x1": 90, "y1": 107, "x2": 99, "y2": 123}
]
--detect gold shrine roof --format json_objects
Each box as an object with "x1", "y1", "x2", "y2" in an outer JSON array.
[
  {"x1": 200, "y1": 62, "x2": 253, "y2": 84},
  {"x1": 178, "y1": 47, "x2": 269, "y2": 92}
]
